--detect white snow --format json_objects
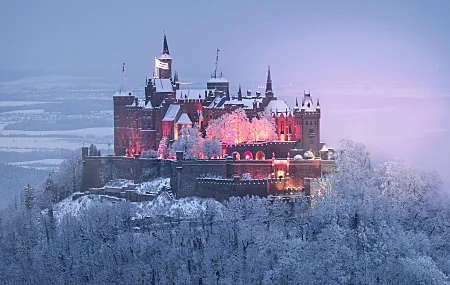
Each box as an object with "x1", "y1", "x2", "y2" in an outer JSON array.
[
  {"x1": 113, "y1": 90, "x2": 132, "y2": 97},
  {"x1": 302, "y1": 95, "x2": 316, "y2": 112},
  {"x1": 266, "y1": 100, "x2": 290, "y2": 113},
  {"x1": 293, "y1": 154, "x2": 303, "y2": 160},
  {"x1": 176, "y1": 113, "x2": 192, "y2": 125},
  {"x1": 176, "y1": 89, "x2": 207, "y2": 100},
  {"x1": 0, "y1": 136, "x2": 111, "y2": 153},
  {"x1": 207, "y1": 77, "x2": 229, "y2": 83},
  {"x1": 0, "y1": 109, "x2": 45, "y2": 114},
  {"x1": 155, "y1": 78, "x2": 174, "y2": 93},
  {"x1": 0, "y1": 101, "x2": 54, "y2": 107},
  {"x1": 105, "y1": 179, "x2": 135, "y2": 188},
  {"x1": 162, "y1": 104, "x2": 180, "y2": 121},
  {"x1": 135, "y1": 177, "x2": 171, "y2": 194},
  {"x1": 52, "y1": 194, "x2": 120, "y2": 222},
  {"x1": 320, "y1": 145, "x2": 329, "y2": 152},
  {"x1": 9, "y1": 158, "x2": 64, "y2": 166},
  {"x1": 159, "y1": 53, "x2": 172, "y2": 59},
  {"x1": 0, "y1": 127, "x2": 113, "y2": 137},
  {"x1": 135, "y1": 195, "x2": 224, "y2": 220}
]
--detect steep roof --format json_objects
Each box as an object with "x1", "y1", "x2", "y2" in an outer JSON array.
[
  {"x1": 162, "y1": 32, "x2": 170, "y2": 55},
  {"x1": 176, "y1": 89, "x2": 207, "y2": 100},
  {"x1": 162, "y1": 104, "x2": 180, "y2": 121},
  {"x1": 266, "y1": 100, "x2": 290, "y2": 113},
  {"x1": 155, "y1": 78, "x2": 174, "y2": 93},
  {"x1": 302, "y1": 94, "x2": 316, "y2": 112},
  {"x1": 176, "y1": 113, "x2": 192, "y2": 125},
  {"x1": 320, "y1": 145, "x2": 329, "y2": 152}
]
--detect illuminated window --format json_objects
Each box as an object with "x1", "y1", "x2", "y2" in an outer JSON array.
[{"x1": 256, "y1": 151, "x2": 265, "y2": 160}]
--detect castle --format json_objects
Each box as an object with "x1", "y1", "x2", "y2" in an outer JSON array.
[
  {"x1": 81, "y1": 32, "x2": 335, "y2": 201},
  {"x1": 113, "y1": 33, "x2": 322, "y2": 157}
]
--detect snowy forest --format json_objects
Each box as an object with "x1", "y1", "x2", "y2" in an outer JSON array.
[{"x1": 0, "y1": 139, "x2": 449, "y2": 284}]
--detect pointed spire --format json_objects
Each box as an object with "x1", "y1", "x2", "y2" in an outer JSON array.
[
  {"x1": 317, "y1": 98, "x2": 320, "y2": 107},
  {"x1": 238, "y1": 85, "x2": 242, "y2": 101},
  {"x1": 174, "y1": 70, "x2": 179, "y2": 83},
  {"x1": 265, "y1": 65, "x2": 273, "y2": 93},
  {"x1": 295, "y1": 97, "x2": 298, "y2": 107},
  {"x1": 162, "y1": 31, "x2": 170, "y2": 55}
]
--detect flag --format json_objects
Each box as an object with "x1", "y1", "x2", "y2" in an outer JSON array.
[{"x1": 155, "y1": 58, "x2": 169, "y2": 70}]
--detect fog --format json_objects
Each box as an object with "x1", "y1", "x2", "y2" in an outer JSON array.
[{"x1": 0, "y1": 0, "x2": 449, "y2": 187}]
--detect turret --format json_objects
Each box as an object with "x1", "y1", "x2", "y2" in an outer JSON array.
[
  {"x1": 173, "y1": 70, "x2": 180, "y2": 90},
  {"x1": 158, "y1": 32, "x2": 172, "y2": 79},
  {"x1": 265, "y1": 65, "x2": 274, "y2": 99},
  {"x1": 238, "y1": 85, "x2": 242, "y2": 101}
]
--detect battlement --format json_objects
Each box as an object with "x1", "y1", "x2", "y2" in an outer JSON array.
[{"x1": 197, "y1": 177, "x2": 268, "y2": 186}]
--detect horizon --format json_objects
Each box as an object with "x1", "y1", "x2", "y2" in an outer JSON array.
[{"x1": 0, "y1": 0, "x2": 449, "y2": 188}]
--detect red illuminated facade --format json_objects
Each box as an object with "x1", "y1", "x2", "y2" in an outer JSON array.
[{"x1": 113, "y1": 33, "x2": 322, "y2": 157}]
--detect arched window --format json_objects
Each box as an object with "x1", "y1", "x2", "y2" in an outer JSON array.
[
  {"x1": 255, "y1": 150, "x2": 265, "y2": 160},
  {"x1": 232, "y1": 151, "x2": 241, "y2": 160},
  {"x1": 244, "y1": 151, "x2": 253, "y2": 160}
]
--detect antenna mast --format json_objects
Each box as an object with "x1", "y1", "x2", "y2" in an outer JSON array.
[{"x1": 214, "y1": 48, "x2": 220, "y2": 78}]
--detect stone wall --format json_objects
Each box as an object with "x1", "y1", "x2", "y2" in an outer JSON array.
[
  {"x1": 226, "y1": 141, "x2": 297, "y2": 159},
  {"x1": 81, "y1": 147, "x2": 334, "y2": 201},
  {"x1": 193, "y1": 178, "x2": 268, "y2": 201}
]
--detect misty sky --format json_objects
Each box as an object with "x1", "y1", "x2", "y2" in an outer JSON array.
[
  {"x1": 1, "y1": 0, "x2": 450, "y2": 186},
  {"x1": 1, "y1": 0, "x2": 449, "y2": 86}
]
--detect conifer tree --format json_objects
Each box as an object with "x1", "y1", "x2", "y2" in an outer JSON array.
[{"x1": 23, "y1": 184, "x2": 34, "y2": 210}]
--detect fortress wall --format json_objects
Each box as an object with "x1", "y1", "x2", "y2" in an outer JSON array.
[
  {"x1": 287, "y1": 160, "x2": 322, "y2": 188},
  {"x1": 191, "y1": 178, "x2": 268, "y2": 201},
  {"x1": 173, "y1": 159, "x2": 227, "y2": 198},
  {"x1": 226, "y1": 160, "x2": 272, "y2": 179},
  {"x1": 227, "y1": 141, "x2": 297, "y2": 158}
]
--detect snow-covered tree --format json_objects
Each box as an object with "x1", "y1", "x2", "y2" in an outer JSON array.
[
  {"x1": 23, "y1": 184, "x2": 34, "y2": 210},
  {"x1": 202, "y1": 139, "x2": 221, "y2": 158},
  {"x1": 52, "y1": 149, "x2": 82, "y2": 200},
  {"x1": 249, "y1": 108, "x2": 277, "y2": 142},
  {"x1": 170, "y1": 125, "x2": 202, "y2": 159},
  {"x1": 303, "y1": 150, "x2": 314, "y2": 159},
  {"x1": 140, "y1": 149, "x2": 158, "y2": 158},
  {"x1": 88, "y1": 144, "x2": 99, "y2": 156},
  {"x1": 158, "y1": 136, "x2": 169, "y2": 158},
  {"x1": 206, "y1": 108, "x2": 250, "y2": 146}
]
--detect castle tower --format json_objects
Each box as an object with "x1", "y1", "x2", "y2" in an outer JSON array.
[
  {"x1": 158, "y1": 32, "x2": 172, "y2": 79},
  {"x1": 113, "y1": 63, "x2": 135, "y2": 156},
  {"x1": 300, "y1": 92, "x2": 321, "y2": 155},
  {"x1": 207, "y1": 48, "x2": 229, "y2": 94}
]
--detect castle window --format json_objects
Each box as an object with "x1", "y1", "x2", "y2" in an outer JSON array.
[
  {"x1": 309, "y1": 128, "x2": 315, "y2": 138},
  {"x1": 306, "y1": 121, "x2": 308, "y2": 125}
]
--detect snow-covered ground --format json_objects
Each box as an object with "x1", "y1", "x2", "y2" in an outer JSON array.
[
  {"x1": 0, "y1": 137, "x2": 111, "y2": 152},
  {"x1": 52, "y1": 195, "x2": 120, "y2": 222},
  {"x1": 0, "y1": 101, "x2": 54, "y2": 107},
  {"x1": 9, "y1": 158, "x2": 64, "y2": 166},
  {"x1": 0, "y1": 126, "x2": 113, "y2": 137},
  {"x1": 0, "y1": 109, "x2": 45, "y2": 114},
  {"x1": 52, "y1": 193, "x2": 224, "y2": 223},
  {"x1": 135, "y1": 177, "x2": 171, "y2": 194}
]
